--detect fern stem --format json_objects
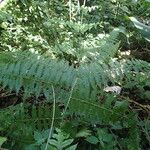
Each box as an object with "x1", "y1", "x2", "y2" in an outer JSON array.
[
  {"x1": 62, "y1": 78, "x2": 78, "y2": 116},
  {"x1": 83, "y1": 0, "x2": 86, "y2": 6},
  {"x1": 69, "y1": 0, "x2": 72, "y2": 21},
  {"x1": 44, "y1": 86, "x2": 56, "y2": 150},
  {"x1": 81, "y1": 0, "x2": 86, "y2": 23},
  {"x1": 109, "y1": 129, "x2": 123, "y2": 150}
]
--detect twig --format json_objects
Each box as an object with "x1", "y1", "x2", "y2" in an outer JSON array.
[
  {"x1": 0, "y1": 93, "x2": 16, "y2": 98},
  {"x1": 121, "y1": 96, "x2": 150, "y2": 112}
]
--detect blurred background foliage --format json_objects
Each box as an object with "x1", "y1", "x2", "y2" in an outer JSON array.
[{"x1": 0, "y1": 0, "x2": 150, "y2": 58}]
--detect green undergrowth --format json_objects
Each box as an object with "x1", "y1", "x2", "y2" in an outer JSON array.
[{"x1": 0, "y1": 0, "x2": 150, "y2": 150}]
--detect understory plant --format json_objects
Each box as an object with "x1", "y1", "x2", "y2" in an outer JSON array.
[{"x1": 0, "y1": 0, "x2": 150, "y2": 150}]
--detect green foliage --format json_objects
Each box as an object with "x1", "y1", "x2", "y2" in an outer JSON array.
[
  {"x1": 0, "y1": 51, "x2": 149, "y2": 101},
  {"x1": 26, "y1": 128, "x2": 77, "y2": 150},
  {"x1": 129, "y1": 16, "x2": 150, "y2": 42},
  {"x1": 0, "y1": 136, "x2": 7, "y2": 147},
  {"x1": 0, "y1": 0, "x2": 150, "y2": 150},
  {"x1": 0, "y1": 103, "x2": 62, "y2": 148},
  {"x1": 0, "y1": 50, "x2": 149, "y2": 149}
]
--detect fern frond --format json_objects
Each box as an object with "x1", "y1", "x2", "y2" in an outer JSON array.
[
  {"x1": 0, "y1": 52, "x2": 76, "y2": 99},
  {"x1": 0, "y1": 103, "x2": 62, "y2": 144},
  {"x1": 68, "y1": 96, "x2": 130, "y2": 124},
  {"x1": 0, "y1": 51, "x2": 149, "y2": 101}
]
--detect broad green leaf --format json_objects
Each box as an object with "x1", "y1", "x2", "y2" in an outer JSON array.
[
  {"x1": 40, "y1": 144, "x2": 57, "y2": 150},
  {"x1": 66, "y1": 144, "x2": 77, "y2": 150},
  {"x1": 129, "y1": 17, "x2": 150, "y2": 42},
  {"x1": 61, "y1": 139, "x2": 74, "y2": 148},
  {"x1": 86, "y1": 136, "x2": 99, "y2": 144},
  {"x1": 0, "y1": 136, "x2": 7, "y2": 147},
  {"x1": 34, "y1": 131, "x2": 45, "y2": 145},
  {"x1": 76, "y1": 128, "x2": 91, "y2": 138}
]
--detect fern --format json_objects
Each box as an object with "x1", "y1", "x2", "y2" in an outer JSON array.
[
  {"x1": 0, "y1": 103, "x2": 62, "y2": 147},
  {"x1": 68, "y1": 95, "x2": 130, "y2": 125},
  {"x1": 0, "y1": 51, "x2": 75, "y2": 99},
  {"x1": 1, "y1": 51, "x2": 148, "y2": 128},
  {"x1": 0, "y1": 51, "x2": 149, "y2": 100},
  {"x1": 0, "y1": 51, "x2": 149, "y2": 132},
  {"x1": 26, "y1": 128, "x2": 77, "y2": 150}
]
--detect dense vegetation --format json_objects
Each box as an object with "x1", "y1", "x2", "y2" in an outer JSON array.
[{"x1": 0, "y1": 0, "x2": 150, "y2": 149}]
